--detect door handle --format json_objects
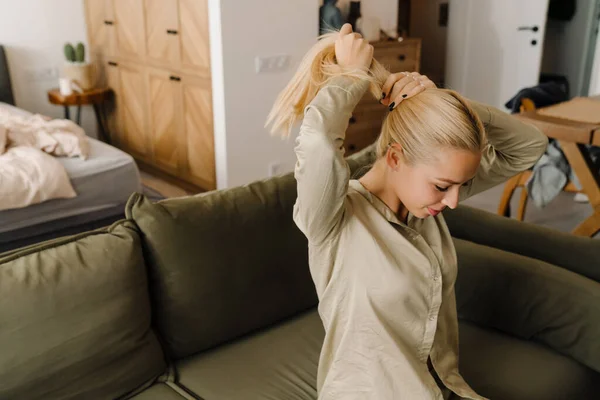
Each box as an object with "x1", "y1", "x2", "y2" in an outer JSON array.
[
  {"x1": 108, "y1": 61, "x2": 118, "y2": 66},
  {"x1": 170, "y1": 76, "x2": 181, "y2": 81},
  {"x1": 166, "y1": 29, "x2": 178, "y2": 35},
  {"x1": 518, "y1": 25, "x2": 539, "y2": 32},
  {"x1": 104, "y1": 20, "x2": 114, "y2": 25}
]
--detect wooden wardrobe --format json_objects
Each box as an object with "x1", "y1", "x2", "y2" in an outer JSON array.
[{"x1": 84, "y1": 0, "x2": 215, "y2": 191}]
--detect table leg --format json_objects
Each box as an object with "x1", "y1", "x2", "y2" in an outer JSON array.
[
  {"x1": 93, "y1": 103, "x2": 109, "y2": 144},
  {"x1": 559, "y1": 140, "x2": 600, "y2": 237},
  {"x1": 64, "y1": 106, "x2": 70, "y2": 120},
  {"x1": 76, "y1": 105, "x2": 82, "y2": 125}
]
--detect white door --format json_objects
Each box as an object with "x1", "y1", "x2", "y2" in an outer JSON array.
[{"x1": 445, "y1": 0, "x2": 549, "y2": 111}]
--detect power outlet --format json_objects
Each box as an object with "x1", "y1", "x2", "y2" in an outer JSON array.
[
  {"x1": 255, "y1": 55, "x2": 290, "y2": 74},
  {"x1": 26, "y1": 67, "x2": 59, "y2": 81}
]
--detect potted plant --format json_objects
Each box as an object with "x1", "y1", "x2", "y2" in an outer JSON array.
[{"x1": 62, "y1": 42, "x2": 95, "y2": 91}]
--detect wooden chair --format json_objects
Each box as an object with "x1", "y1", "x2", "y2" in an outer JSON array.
[{"x1": 497, "y1": 98, "x2": 580, "y2": 221}]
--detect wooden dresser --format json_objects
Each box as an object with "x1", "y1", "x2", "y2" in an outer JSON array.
[
  {"x1": 344, "y1": 38, "x2": 421, "y2": 156},
  {"x1": 84, "y1": 0, "x2": 215, "y2": 191}
]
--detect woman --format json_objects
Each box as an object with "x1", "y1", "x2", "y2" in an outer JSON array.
[{"x1": 266, "y1": 24, "x2": 547, "y2": 400}]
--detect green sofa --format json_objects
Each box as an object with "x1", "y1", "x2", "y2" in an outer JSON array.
[{"x1": 1, "y1": 148, "x2": 600, "y2": 400}]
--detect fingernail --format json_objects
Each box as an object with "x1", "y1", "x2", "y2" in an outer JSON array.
[
  {"x1": 402, "y1": 94, "x2": 407, "y2": 98},
  {"x1": 381, "y1": 92, "x2": 386, "y2": 100},
  {"x1": 388, "y1": 102, "x2": 395, "y2": 111}
]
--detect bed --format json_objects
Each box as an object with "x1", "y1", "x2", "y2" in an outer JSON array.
[{"x1": 0, "y1": 46, "x2": 143, "y2": 253}]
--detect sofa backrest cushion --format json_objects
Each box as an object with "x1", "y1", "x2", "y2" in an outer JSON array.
[
  {"x1": 127, "y1": 174, "x2": 318, "y2": 359},
  {"x1": 0, "y1": 221, "x2": 166, "y2": 400}
]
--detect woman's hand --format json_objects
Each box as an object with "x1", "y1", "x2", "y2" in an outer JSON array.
[
  {"x1": 335, "y1": 23, "x2": 374, "y2": 72},
  {"x1": 381, "y1": 72, "x2": 436, "y2": 110}
]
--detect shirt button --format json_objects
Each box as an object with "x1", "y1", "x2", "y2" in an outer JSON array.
[
  {"x1": 432, "y1": 275, "x2": 439, "y2": 281},
  {"x1": 429, "y1": 315, "x2": 435, "y2": 321}
]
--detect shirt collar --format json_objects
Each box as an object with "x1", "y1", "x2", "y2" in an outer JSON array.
[{"x1": 349, "y1": 180, "x2": 414, "y2": 227}]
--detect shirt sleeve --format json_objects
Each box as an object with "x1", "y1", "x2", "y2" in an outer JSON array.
[
  {"x1": 293, "y1": 75, "x2": 370, "y2": 244},
  {"x1": 460, "y1": 101, "x2": 548, "y2": 201}
]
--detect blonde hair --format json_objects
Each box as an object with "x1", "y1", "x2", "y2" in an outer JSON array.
[{"x1": 266, "y1": 31, "x2": 486, "y2": 165}]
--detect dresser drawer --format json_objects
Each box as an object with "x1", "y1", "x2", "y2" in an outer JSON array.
[
  {"x1": 344, "y1": 112, "x2": 385, "y2": 155},
  {"x1": 374, "y1": 39, "x2": 421, "y2": 74}
]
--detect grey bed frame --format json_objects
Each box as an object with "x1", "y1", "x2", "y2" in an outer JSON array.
[
  {"x1": 0, "y1": 45, "x2": 15, "y2": 105},
  {"x1": 0, "y1": 45, "x2": 160, "y2": 254}
]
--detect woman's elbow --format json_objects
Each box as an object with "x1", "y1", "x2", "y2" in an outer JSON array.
[{"x1": 530, "y1": 125, "x2": 549, "y2": 159}]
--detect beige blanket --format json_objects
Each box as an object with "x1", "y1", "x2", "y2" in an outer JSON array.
[{"x1": 0, "y1": 107, "x2": 89, "y2": 211}]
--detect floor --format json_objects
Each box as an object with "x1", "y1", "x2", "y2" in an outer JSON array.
[
  {"x1": 141, "y1": 170, "x2": 598, "y2": 238},
  {"x1": 140, "y1": 170, "x2": 195, "y2": 198}
]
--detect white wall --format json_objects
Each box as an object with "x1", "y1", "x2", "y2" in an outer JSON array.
[
  {"x1": 0, "y1": 0, "x2": 97, "y2": 138},
  {"x1": 209, "y1": 0, "x2": 319, "y2": 189}
]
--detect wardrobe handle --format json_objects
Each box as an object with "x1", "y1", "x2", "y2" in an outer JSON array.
[
  {"x1": 104, "y1": 20, "x2": 114, "y2": 25},
  {"x1": 398, "y1": 54, "x2": 406, "y2": 61},
  {"x1": 170, "y1": 75, "x2": 181, "y2": 81},
  {"x1": 349, "y1": 116, "x2": 357, "y2": 124},
  {"x1": 167, "y1": 29, "x2": 178, "y2": 35},
  {"x1": 108, "y1": 61, "x2": 118, "y2": 66}
]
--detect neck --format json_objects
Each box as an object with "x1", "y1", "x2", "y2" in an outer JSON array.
[{"x1": 358, "y1": 159, "x2": 409, "y2": 223}]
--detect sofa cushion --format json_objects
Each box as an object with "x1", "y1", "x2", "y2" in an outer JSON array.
[
  {"x1": 459, "y1": 321, "x2": 600, "y2": 400},
  {"x1": 128, "y1": 383, "x2": 191, "y2": 400},
  {"x1": 172, "y1": 308, "x2": 596, "y2": 400},
  {"x1": 126, "y1": 175, "x2": 318, "y2": 360},
  {"x1": 453, "y1": 238, "x2": 600, "y2": 374},
  {"x1": 445, "y1": 205, "x2": 600, "y2": 283},
  {"x1": 176, "y1": 309, "x2": 322, "y2": 400},
  {"x1": 0, "y1": 221, "x2": 166, "y2": 400}
]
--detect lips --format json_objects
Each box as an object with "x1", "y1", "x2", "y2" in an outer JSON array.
[{"x1": 427, "y1": 207, "x2": 443, "y2": 217}]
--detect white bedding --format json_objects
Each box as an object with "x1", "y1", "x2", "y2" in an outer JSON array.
[
  {"x1": 0, "y1": 102, "x2": 142, "y2": 234},
  {"x1": 0, "y1": 104, "x2": 89, "y2": 211}
]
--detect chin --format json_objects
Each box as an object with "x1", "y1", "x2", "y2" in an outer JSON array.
[{"x1": 412, "y1": 209, "x2": 431, "y2": 219}]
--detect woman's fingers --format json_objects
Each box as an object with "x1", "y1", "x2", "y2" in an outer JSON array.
[
  {"x1": 381, "y1": 73, "x2": 412, "y2": 106},
  {"x1": 335, "y1": 24, "x2": 373, "y2": 71},
  {"x1": 391, "y1": 81, "x2": 425, "y2": 108},
  {"x1": 339, "y1": 23, "x2": 353, "y2": 36},
  {"x1": 384, "y1": 72, "x2": 438, "y2": 110}
]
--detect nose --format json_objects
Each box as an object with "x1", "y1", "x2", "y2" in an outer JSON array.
[{"x1": 441, "y1": 187, "x2": 460, "y2": 209}]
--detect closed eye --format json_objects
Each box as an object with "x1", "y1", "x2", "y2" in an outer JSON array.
[{"x1": 435, "y1": 180, "x2": 473, "y2": 192}]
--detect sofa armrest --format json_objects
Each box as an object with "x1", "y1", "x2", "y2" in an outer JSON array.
[
  {"x1": 454, "y1": 238, "x2": 600, "y2": 374},
  {"x1": 445, "y1": 205, "x2": 600, "y2": 283}
]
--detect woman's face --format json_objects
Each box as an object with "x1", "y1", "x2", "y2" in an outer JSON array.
[{"x1": 391, "y1": 147, "x2": 481, "y2": 219}]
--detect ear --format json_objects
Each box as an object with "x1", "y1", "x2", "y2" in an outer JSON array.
[{"x1": 385, "y1": 143, "x2": 404, "y2": 171}]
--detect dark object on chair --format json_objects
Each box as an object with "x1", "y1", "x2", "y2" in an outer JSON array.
[
  {"x1": 0, "y1": 45, "x2": 15, "y2": 105},
  {"x1": 504, "y1": 81, "x2": 569, "y2": 114}
]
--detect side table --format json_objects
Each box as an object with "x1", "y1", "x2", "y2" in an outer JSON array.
[{"x1": 47, "y1": 88, "x2": 112, "y2": 144}]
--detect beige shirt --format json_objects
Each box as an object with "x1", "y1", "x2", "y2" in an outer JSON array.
[{"x1": 293, "y1": 76, "x2": 548, "y2": 399}]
